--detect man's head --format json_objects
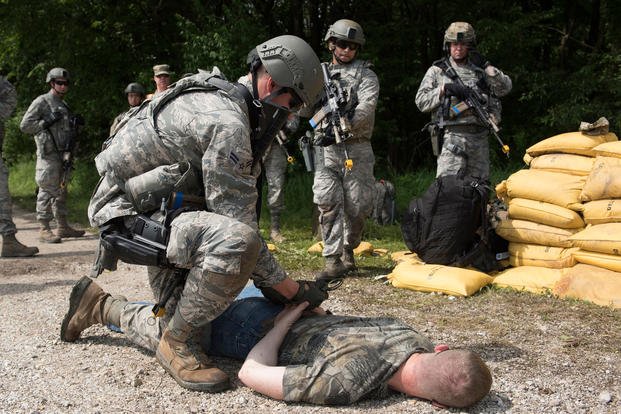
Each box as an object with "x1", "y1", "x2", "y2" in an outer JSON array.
[
  {"x1": 325, "y1": 19, "x2": 365, "y2": 65},
  {"x1": 402, "y1": 348, "x2": 492, "y2": 408},
  {"x1": 124, "y1": 82, "x2": 145, "y2": 107},
  {"x1": 46, "y1": 67, "x2": 70, "y2": 97},
  {"x1": 152, "y1": 64, "x2": 171, "y2": 93},
  {"x1": 444, "y1": 22, "x2": 476, "y2": 63}
]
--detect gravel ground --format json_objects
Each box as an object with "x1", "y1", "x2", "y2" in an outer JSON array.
[{"x1": 0, "y1": 208, "x2": 620, "y2": 414}]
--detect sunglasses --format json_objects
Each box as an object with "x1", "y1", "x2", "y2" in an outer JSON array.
[
  {"x1": 54, "y1": 80, "x2": 69, "y2": 86},
  {"x1": 335, "y1": 39, "x2": 359, "y2": 51}
]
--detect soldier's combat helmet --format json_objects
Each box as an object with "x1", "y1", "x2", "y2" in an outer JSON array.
[
  {"x1": 46, "y1": 67, "x2": 70, "y2": 83},
  {"x1": 444, "y1": 22, "x2": 476, "y2": 49},
  {"x1": 124, "y1": 82, "x2": 146, "y2": 96},
  {"x1": 324, "y1": 19, "x2": 366, "y2": 47},
  {"x1": 254, "y1": 35, "x2": 323, "y2": 108}
]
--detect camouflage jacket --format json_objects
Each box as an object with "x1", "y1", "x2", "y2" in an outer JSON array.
[
  {"x1": 0, "y1": 77, "x2": 17, "y2": 149},
  {"x1": 20, "y1": 90, "x2": 77, "y2": 152},
  {"x1": 415, "y1": 56, "x2": 512, "y2": 127},
  {"x1": 281, "y1": 315, "x2": 433, "y2": 405}
]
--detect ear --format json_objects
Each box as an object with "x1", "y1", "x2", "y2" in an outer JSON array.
[{"x1": 266, "y1": 75, "x2": 277, "y2": 93}]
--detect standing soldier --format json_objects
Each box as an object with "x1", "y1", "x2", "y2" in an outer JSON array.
[
  {"x1": 0, "y1": 75, "x2": 39, "y2": 257},
  {"x1": 416, "y1": 22, "x2": 512, "y2": 180},
  {"x1": 312, "y1": 19, "x2": 379, "y2": 280},
  {"x1": 109, "y1": 82, "x2": 146, "y2": 136},
  {"x1": 145, "y1": 64, "x2": 172, "y2": 100},
  {"x1": 20, "y1": 67, "x2": 85, "y2": 243}
]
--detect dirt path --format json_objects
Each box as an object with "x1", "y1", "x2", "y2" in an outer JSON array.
[{"x1": 0, "y1": 208, "x2": 620, "y2": 413}]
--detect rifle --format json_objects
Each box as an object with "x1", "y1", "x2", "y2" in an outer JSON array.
[
  {"x1": 443, "y1": 64, "x2": 510, "y2": 157},
  {"x1": 60, "y1": 114, "x2": 84, "y2": 189},
  {"x1": 309, "y1": 63, "x2": 354, "y2": 170}
]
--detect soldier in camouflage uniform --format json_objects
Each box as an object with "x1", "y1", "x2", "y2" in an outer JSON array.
[
  {"x1": 313, "y1": 19, "x2": 380, "y2": 280},
  {"x1": 109, "y1": 82, "x2": 145, "y2": 136},
  {"x1": 60, "y1": 35, "x2": 328, "y2": 393},
  {"x1": 145, "y1": 64, "x2": 172, "y2": 100},
  {"x1": 20, "y1": 67, "x2": 85, "y2": 243},
  {"x1": 415, "y1": 22, "x2": 512, "y2": 180},
  {"x1": 0, "y1": 75, "x2": 39, "y2": 257}
]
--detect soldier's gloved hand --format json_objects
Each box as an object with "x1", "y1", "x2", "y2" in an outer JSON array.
[
  {"x1": 42, "y1": 111, "x2": 63, "y2": 128},
  {"x1": 468, "y1": 49, "x2": 490, "y2": 69},
  {"x1": 313, "y1": 129, "x2": 336, "y2": 147},
  {"x1": 291, "y1": 280, "x2": 328, "y2": 309},
  {"x1": 444, "y1": 83, "x2": 472, "y2": 101}
]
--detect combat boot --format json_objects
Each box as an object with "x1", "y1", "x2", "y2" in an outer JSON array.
[
  {"x1": 341, "y1": 247, "x2": 357, "y2": 273},
  {"x1": 316, "y1": 254, "x2": 347, "y2": 281},
  {"x1": 56, "y1": 216, "x2": 85, "y2": 238},
  {"x1": 269, "y1": 214, "x2": 285, "y2": 243},
  {"x1": 38, "y1": 219, "x2": 61, "y2": 243},
  {"x1": 156, "y1": 310, "x2": 230, "y2": 392},
  {"x1": 60, "y1": 276, "x2": 123, "y2": 342},
  {"x1": 1, "y1": 234, "x2": 39, "y2": 257}
]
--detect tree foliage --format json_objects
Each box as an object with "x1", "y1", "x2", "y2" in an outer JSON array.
[{"x1": 1, "y1": 0, "x2": 619, "y2": 175}]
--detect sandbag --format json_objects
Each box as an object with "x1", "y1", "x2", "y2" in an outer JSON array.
[
  {"x1": 307, "y1": 241, "x2": 375, "y2": 256},
  {"x1": 568, "y1": 223, "x2": 621, "y2": 255},
  {"x1": 593, "y1": 140, "x2": 621, "y2": 159},
  {"x1": 553, "y1": 264, "x2": 621, "y2": 309},
  {"x1": 505, "y1": 169, "x2": 585, "y2": 210},
  {"x1": 495, "y1": 219, "x2": 580, "y2": 248},
  {"x1": 523, "y1": 153, "x2": 594, "y2": 176},
  {"x1": 493, "y1": 266, "x2": 565, "y2": 294},
  {"x1": 508, "y1": 198, "x2": 584, "y2": 229},
  {"x1": 582, "y1": 199, "x2": 621, "y2": 224},
  {"x1": 572, "y1": 249, "x2": 621, "y2": 273},
  {"x1": 579, "y1": 156, "x2": 621, "y2": 202},
  {"x1": 526, "y1": 131, "x2": 618, "y2": 157},
  {"x1": 495, "y1": 180, "x2": 508, "y2": 203},
  {"x1": 390, "y1": 250, "x2": 423, "y2": 264},
  {"x1": 509, "y1": 242, "x2": 577, "y2": 268},
  {"x1": 387, "y1": 261, "x2": 493, "y2": 297}
]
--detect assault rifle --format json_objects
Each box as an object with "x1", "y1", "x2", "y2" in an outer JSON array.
[
  {"x1": 443, "y1": 65, "x2": 510, "y2": 157},
  {"x1": 60, "y1": 114, "x2": 84, "y2": 189}
]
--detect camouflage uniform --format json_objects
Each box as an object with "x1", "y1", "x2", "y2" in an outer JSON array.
[
  {"x1": 0, "y1": 77, "x2": 17, "y2": 236},
  {"x1": 313, "y1": 59, "x2": 379, "y2": 258},
  {"x1": 415, "y1": 57, "x2": 512, "y2": 179},
  {"x1": 90, "y1": 71, "x2": 288, "y2": 337},
  {"x1": 20, "y1": 90, "x2": 78, "y2": 221}
]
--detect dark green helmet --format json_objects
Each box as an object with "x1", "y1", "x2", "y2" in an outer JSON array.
[
  {"x1": 124, "y1": 82, "x2": 146, "y2": 96},
  {"x1": 46, "y1": 67, "x2": 70, "y2": 83},
  {"x1": 255, "y1": 35, "x2": 322, "y2": 107},
  {"x1": 324, "y1": 19, "x2": 366, "y2": 46}
]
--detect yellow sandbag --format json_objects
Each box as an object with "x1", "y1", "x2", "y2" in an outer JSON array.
[
  {"x1": 568, "y1": 223, "x2": 621, "y2": 255},
  {"x1": 307, "y1": 241, "x2": 324, "y2": 255},
  {"x1": 493, "y1": 266, "x2": 564, "y2": 294},
  {"x1": 579, "y1": 156, "x2": 621, "y2": 202},
  {"x1": 391, "y1": 250, "x2": 423, "y2": 264},
  {"x1": 553, "y1": 264, "x2": 621, "y2": 308},
  {"x1": 307, "y1": 241, "x2": 375, "y2": 256},
  {"x1": 525, "y1": 153, "x2": 594, "y2": 176},
  {"x1": 526, "y1": 131, "x2": 618, "y2": 157},
  {"x1": 387, "y1": 262, "x2": 493, "y2": 297},
  {"x1": 505, "y1": 169, "x2": 585, "y2": 210},
  {"x1": 582, "y1": 199, "x2": 621, "y2": 224},
  {"x1": 373, "y1": 248, "x2": 389, "y2": 257},
  {"x1": 508, "y1": 198, "x2": 584, "y2": 229},
  {"x1": 266, "y1": 243, "x2": 278, "y2": 252},
  {"x1": 509, "y1": 242, "x2": 577, "y2": 268},
  {"x1": 593, "y1": 140, "x2": 621, "y2": 159},
  {"x1": 572, "y1": 249, "x2": 621, "y2": 272},
  {"x1": 495, "y1": 180, "x2": 508, "y2": 202},
  {"x1": 495, "y1": 219, "x2": 580, "y2": 248}
]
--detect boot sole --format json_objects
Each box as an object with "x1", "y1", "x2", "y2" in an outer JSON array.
[
  {"x1": 155, "y1": 348, "x2": 230, "y2": 393},
  {"x1": 60, "y1": 276, "x2": 93, "y2": 342}
]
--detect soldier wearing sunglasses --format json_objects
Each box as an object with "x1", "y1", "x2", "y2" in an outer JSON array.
[{"x1": 313, "y1": 19, "x2": 380, "y2": 280}]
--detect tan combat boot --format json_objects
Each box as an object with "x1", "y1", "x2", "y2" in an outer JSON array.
[
  {"x1": 156, "y1": 310, "x2": 230, "y2": 392},
  {"x1": 1, "y1": 234, "x2": 39, "y2": 257},
  {"x1": 341, "y1": 247, "x2": 357, "y2": 273},
  {"x1": 316, "y1": 254, "x2": 347, "y2": 281},
  {"x1": 39, "y1": 219, "x2": 61, "y2": 243},
  {"x1": 269, "y1": 214, "x2": 285, "y2": 243},
  {"x1": 56, "y1": 216, "x2": 85, "y2": 238},
  {"x1": 61, "y1": 276, "x2": 112, "y2": 342}
]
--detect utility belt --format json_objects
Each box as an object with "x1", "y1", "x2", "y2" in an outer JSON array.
[{"x1": 444, "y1": 124, "x2": 489, "y2": 134}]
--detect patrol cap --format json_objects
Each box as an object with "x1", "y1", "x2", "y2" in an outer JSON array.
[
  {"x1": 124, "y1": 82, "x2": 146, "y2": 96},
  {"x1": 324, "y1": 19, "x2": 366, "y2": 46},
  {"x1": 153, "y1": 64, "x2": 171, "y2": 76},
  {"x1": 46, "y1": 67, "x2": 70, "y2": 83}
]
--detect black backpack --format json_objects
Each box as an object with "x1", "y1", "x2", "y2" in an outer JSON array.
[
  {"x1": 371, "y1": 179, "x2": 396, "y2": 225},
  {"x1": 401, "y1": 174, "x2": 502, "y2": 272}
]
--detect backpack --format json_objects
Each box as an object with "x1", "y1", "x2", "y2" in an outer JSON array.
[
  {"x1": 400, "y1": 174, "x2": 502, "y2": 272},
  {"x1": 371, "y1": 179, "x2": 396, "y2": 225}
]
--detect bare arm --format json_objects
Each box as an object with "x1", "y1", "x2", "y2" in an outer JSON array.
[{"x1": 238, "y1": 302, "x2": 309, "y2": 400}]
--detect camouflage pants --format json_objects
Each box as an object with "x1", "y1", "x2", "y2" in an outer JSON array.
[
  {"x1": 436, "y1": 130, "x2": 490, "y2": 180},
  {"x1": 313, "y1": 142, "x2": 375, "y2": 257},
  {"x1": 35, "y1": 152, "x2": 67, "y2": 221},
  {"x1": 263, "y1": 143, "x2": 287, "y2": 216},
  {"x1": 125, "y1": 211, "x2": 261, "y2": 340},
  {"x1": 0, "y1": 156, "x2": 16, "y2": 235}
]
